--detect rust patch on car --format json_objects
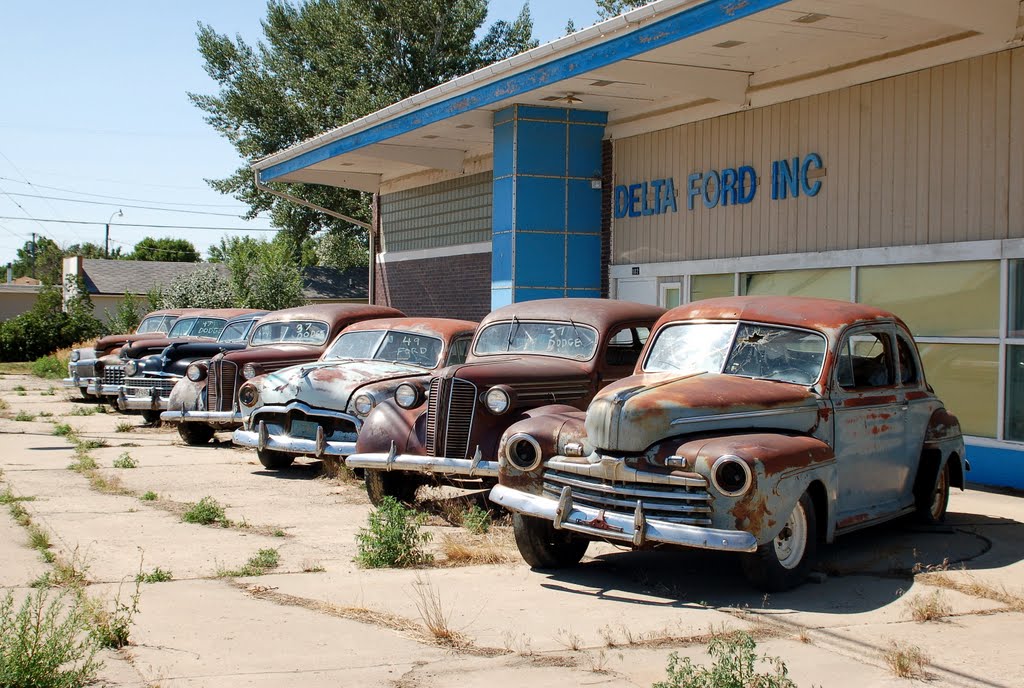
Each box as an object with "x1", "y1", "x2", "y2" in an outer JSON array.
[
  {"x1": 731, "y1": 493, "x2": 769, "y2": 534},
  {"x1": 843, "y1": 395, "x2": 897, "y2": 408}
]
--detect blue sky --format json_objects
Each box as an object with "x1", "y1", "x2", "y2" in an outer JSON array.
[{"x1": 0, "y1": 1, "x2": 600, "y2": 266}]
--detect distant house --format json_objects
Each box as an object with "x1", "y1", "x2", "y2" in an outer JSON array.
[
  {"x1": 0, "y1": 266, "x2": 43, "y2": 320},
  {"x1": 60, "y1": 257, "x2": 368, "y2": 323}
]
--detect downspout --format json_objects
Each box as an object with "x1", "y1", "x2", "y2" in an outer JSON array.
[{"x1": 253, "y1": 171, "x2": 375, "y2": 304}]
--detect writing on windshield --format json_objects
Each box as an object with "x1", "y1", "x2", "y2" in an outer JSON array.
[
  {"x1": 251, "y1": 320, "x2": 329, "y2": 346},
  {"x1": 324, "y1": 330, "x2": 444, "y2": 368},
  {"x1": 474, "y1": 321, "x2": 598, "y2": 361}
]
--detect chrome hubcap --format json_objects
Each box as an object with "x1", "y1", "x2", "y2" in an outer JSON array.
[{"x1": 774, "y1": 501, "x2": 807, "y2": 570}]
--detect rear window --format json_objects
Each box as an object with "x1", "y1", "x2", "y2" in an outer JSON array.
[
  {"x1": 251, "y1": 320, "x2": 329, "y2": 346},
  {"x1": 136, "y1": 315, "x2": 175, "y2": 334}
]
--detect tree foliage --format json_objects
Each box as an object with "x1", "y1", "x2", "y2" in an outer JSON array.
[
  {"x1": 214, "y1": 236, "x2": 306, "y2": 311},
  {"x1": 594, "y1": 0, "x2": 651, "y2": 20},
  {"x1": 0, "y1": 278, "x2": 103, "y2": 362},
  {"x1": 10, "y1": 236, "x2": 64, "y2": 285},
  {"x1": 128, "y1": 237, "x2": 200, "y2": 262},
  {"x1": 153, "y1": 265, "x2": 236, "y2": 309},
  {"x1": 190, "y1": 0, "x2": 537, "y2": 262}
]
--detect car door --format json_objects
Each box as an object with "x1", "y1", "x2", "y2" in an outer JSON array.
[
  {"x1": 894, "y1": 328, "x2": 934, "y2": 503},
  {"x1": 831, "y1": 323, "x2": 910, "y2": 530},
  {"x1": 598, "y1": 324, "x2": 651, "y2": 387}
]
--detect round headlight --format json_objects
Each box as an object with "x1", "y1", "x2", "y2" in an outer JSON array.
[
  {"x1": 70, "y1": 350, "x2": 80, "y2": 362},
  {"x1": 242, "y1": 363, "x2": 261, "y2": 380},
  {"x1": 505, "y1": 433, "x2": 542, "y2": 472},
  {"x1": 186, "y1": 363, "x2": 207, "y2": 382},
  {"x1": 484, "y1": 387, "x2": 511, "y2": 415},
  {"x1": 124, "y1": 360, "x2": 139, "y2": 376},
  {"x1": 354, "y1": 394, "x2": 375, "y2": 417},
  {"x1": 711, "y1": 455, "x2": 752, "y2": 497},
  {"x1": 238, "y1": 383, "x2": 259, "y2": 407},
  {"x1": 394, "y1": 383, "x2": 424, "y2": 409}
]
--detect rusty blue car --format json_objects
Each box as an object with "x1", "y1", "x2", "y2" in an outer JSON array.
[{"x1": 490, "y1": 296, "x2": 967, "y2": 591}]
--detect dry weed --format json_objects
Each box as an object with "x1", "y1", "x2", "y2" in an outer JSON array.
[
  {"x1": 918, "y1": 568, "x2": 1024, "y2": 612},
  {"x1": 907, "y1": 589, "x2": 952, "y2": 622},
  {"x1": 410, "y1": 576, "x2": 469, "y2": 648},
  {"x1": 439, "y1": 530, "x2": 517, "y2": 566},
  {"x1": 555, "y1": 628, "x2": 583, "y2": 651},
  {"x1": 883, "y1": 641, "x2": 930, "y2": 679}
]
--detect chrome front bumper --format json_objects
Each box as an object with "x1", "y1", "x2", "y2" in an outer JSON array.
[
  {"x1": 88, "y1": 380, "x2": 122, "y2": 397},
  {"x1": 62, "y1": 376, "x2": 96, "y2": 391},
  {"x1": 118, "y1": 390, "x2": 170, "y2": 412},
  {"x1": 489, "y1": 483, "x2": 758, "y2": 552},
  {"x1": 160, "y1": 409, "x2": 245, "y2": 425},
  {"x1": 233, "y1": 421, "x2": 356, "y2": 458},
  {"x1": 345, "y1": 443, "x2": 499, "y2": 478}
]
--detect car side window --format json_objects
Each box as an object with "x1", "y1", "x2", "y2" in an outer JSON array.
[
  {"x1": 605, "y1": 326, "x2": 650, "y2": 368},
  {"x1": 836, "y1": 330, "x2": 895, "y2": 390},
  {"x1": 896, "y1": 334, "x2": 919, "y2": 386},
  {"x1": 446, "y1": 337, "x2": 472, "y2": 365}
]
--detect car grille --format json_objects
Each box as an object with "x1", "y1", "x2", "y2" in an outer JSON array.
[
  {"x1": 542, "y1": 468, "x2": 713, "y2": 526},
  {"x1": 253, "y1": 409, "x2": 358, "y2": 440},
  {"x1": 124, "y1": 377, "x2": 177, "y2": 397},
  {"x1": 208, "y1": 360, "x2": 239, "y2": 412},
  {"x1": 424, "y1": 377, "x2": 477, "y2": 459},
  {"x1": 102, "y1": 366, "x2": 124, "y2": 386}
]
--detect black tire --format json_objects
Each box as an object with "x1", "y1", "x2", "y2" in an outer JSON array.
[
  {"x1": 364, "y1": 469, "x2": 420, "y2": 506},
  {"x1": 257, "y1": 448, "x2": 294, "y2": 470},
  {"x1": 512, "y1": 513, "x2": 589, "y2": 569},
  {"x1": 79, "y1": 387, "x2": 90, "y2": 400},
  {"x1": 177, "y1": 423, "x2": 215, "y2": 446},
  {"x1": 141, "y1": 410, "x2": 162, "y2": 425},
  {"x1": 741, "y1": 491, "x2": 817, "y2": 592},
  {"x1": 916, "y1": 460, "x2": 951, "y2": 525}
]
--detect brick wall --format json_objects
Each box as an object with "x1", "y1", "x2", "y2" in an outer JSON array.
[{"x1": 374, "y1": 251, "x2": 491, "y2": 322}]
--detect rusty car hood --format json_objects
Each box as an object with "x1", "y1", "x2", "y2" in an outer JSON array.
[
  {"x1": 254, "y1": 360, "x2": 431, "y2": 410},
  {"x1": 586, "y1": 372, "x2": 821, "y2": 452}
]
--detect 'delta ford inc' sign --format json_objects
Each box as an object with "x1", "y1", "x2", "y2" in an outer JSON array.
[{"x1": 614, "y1": 153, "x2": 823, "y2": 218}]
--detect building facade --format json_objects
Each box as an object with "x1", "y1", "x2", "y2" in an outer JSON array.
[{"x1": 254, "y1": 0, "x2": 1024, "y2": 487}]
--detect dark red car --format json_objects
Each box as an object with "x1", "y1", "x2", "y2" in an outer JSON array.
[{"x1": 345, "y1": 298, "x2": 666, "y2": 505}]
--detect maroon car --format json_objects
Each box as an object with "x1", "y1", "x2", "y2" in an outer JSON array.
[
  {"x1": 345, "y1": 298, "x2": 666, "y2": 505},
  {"x1": 162, "y1": 303, "x2": 404, "y2": 445}
]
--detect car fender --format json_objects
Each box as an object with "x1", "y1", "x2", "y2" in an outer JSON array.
[{"x1": 353, "y1": 399, "x2": 423, "y2": 455}]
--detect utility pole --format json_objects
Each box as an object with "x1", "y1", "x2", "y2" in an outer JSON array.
[
  {"x1": 105, "y1": 209, "x2": 123, "y2": 258},
  {"x1": 30, "y1": 232, "x2": 36, "y2": 279}
]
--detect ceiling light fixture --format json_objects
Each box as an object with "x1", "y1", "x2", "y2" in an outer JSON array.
[
  {"x1": 793, "y1": 12, "x2": 828, "y2": 24},
  {"x1": 713, "y1": 40, "x2": 745, "y2": 48},
  {"x1": 562, "y1": 93, "x2": 582, "y2": 105}
]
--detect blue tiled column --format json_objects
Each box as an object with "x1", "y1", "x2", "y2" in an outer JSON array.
[{"x1": 491, "y1": 105, "x2": 607, "y2": 309}]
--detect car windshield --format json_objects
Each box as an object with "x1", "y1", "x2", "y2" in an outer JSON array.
[
  {"x1": 473, "y1": 320, "x2": 598, "y2": 361},
  {"x1": 218, "y1": 319, "x2": 255, "y2": 343},
  {"x1": 168, "y1": 317, "x2": 226, "y2": 339},
  {"x1": 250, "y1": 320, "x2": 329, "y2": 347},
  {"x1": 324, "y1": 330, "x2": 445, "y2": 368},
  {"x1": 136, "y1": 315, "x2": 175, "y2": 334},
  {"x1": 644, "y1": 321, "x2": 827, "y2": 385}
]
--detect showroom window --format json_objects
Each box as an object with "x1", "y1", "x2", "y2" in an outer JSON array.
[
  {"x1": 690, "y1": 273, "x2": 734, "y2": 302},
  {"x1": 1007, "y1": 260, "x2": 1024, "y2": 442},
  {"x1": 741, "y1": 268, "x2": 850, "y2": 301}
]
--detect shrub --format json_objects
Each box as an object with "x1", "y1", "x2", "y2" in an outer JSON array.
[
  {"x1": 0, "y1": 281, "x2": 102, "y2": 362},
  {"x1": 102, "y1": 293, "x2": 143, "y2": 337},
  {"x1": 31, "y1": 355, "x2": 67, "y2": 380},
  {"x1": 0, "y1": 588, "x2": 101, "y2": 687},
  {"x1": 112, "y1": 453, "x2": 137, "y2": 469},
  {"x1": 461, "y1": 505, "x2": 492, "y2": 534},
  {"x1": 156, "y1": 264, "x2": 235, "y2": 309},
  {"x1": 182, "y1": 496, "x2": 228, "y2": 526},
  {"x1": 356, "y1": 497, "x2": 433, "y2": 568},
  {"x1": 653, "y1": 632, "x2": 798, "y2": 688}
]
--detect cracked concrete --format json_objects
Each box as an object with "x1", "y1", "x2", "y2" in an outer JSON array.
[{"x1": 2, "y1": 373, "x2": 1024, "y2": 687}]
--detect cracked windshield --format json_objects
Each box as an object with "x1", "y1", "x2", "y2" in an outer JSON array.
[
  {"x1": 644, "y1": 322, "x2": 826, "y2": 384},
  {"x1": 324, "y1": 330, "x2": 444, "y2": 368},
  {"x1": 474, "y1": 321, "x2": 598, "y2": 360}
]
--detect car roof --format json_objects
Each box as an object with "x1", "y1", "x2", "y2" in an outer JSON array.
[
  {"x1": 660, "y1": 296, "x2": 903, "y2": 335},
  {"x1": 256, "y1": 303, "x2": 405, "y2": 325},
  {"x1": 339, "y1": 317, "x2": 477, "y2": 339},
  {"x1": 171, "y1": 308, "x2": 263, "y2": 321},
  {"x1": 481, "y1": 298, "x2": 666, "y2": 331}
]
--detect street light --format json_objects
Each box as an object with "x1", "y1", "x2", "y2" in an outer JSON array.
[{"x1": 105, "y1": 209, "x2": 123, "y2": 258}]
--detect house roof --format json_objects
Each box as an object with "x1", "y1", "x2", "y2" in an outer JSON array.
[
  {"x1": 76, "y1": 259, "x2": 367, "y2": 302},
  {"x1": 252, "y1": 0, "x2": 1022, "y2": 193}
]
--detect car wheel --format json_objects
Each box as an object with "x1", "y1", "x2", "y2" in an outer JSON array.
[
  {"x1": 512, "y1": 513, "x2": 589, "y2": 569},
  {"x1": 740, "y1": 491, "x2": 817, "y2": 592},
  {"x1": 79, "y1": 387, "x2": 90, "y2": 399},
  {"x1": 916, "y1": 460, "x2": 951, "y2": 525},
  {"x1": 177, "y1": 423, "x2": 215, "y2": 446},
  {"x1": 257, "y1": 448, "x2": 294, "y2": 470},
  {"x1": 141, "y1": 410, "x2": 162, "y2": 425},
  {"x1": 364, "y1": 469, "x2": 420, "y2": 506}
]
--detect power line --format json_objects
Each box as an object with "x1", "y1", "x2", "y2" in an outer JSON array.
[
  {"x1": 0, "y1": 215, "x2": 278, "y2": 232},
  {"x1": 0, "y1": 181, "x2": 57, "y2": 242},
  {"x1": 0, "y1": 150, "x2": 84, "y2": 241},
  {"x1": 0, "y1": 177, "x2": 258, "y2": 209},
  {"x1": 3, "y1": 191, "x2": 264, "y2": 218}
]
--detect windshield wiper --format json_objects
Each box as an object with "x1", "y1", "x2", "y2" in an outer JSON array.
[
  {"x1": 506, "y1": 315, "x2": 520, "y2": 351},
  {"x1": 568, "y1": 317, "x2": 584, "y2": 345}
]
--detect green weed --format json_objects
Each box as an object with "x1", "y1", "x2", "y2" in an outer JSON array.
[
  {"x1": 218, "y1": 548, "x2": 280, "y2": 577},
  {"x1": 140, "y1": 491, "x2": 158, "y2": 501},
  {"x1": 355, "y1": 496, "x2": 433, "y2": 568},
  {"x1": 14, "y1": 410, "x2": 36, "y2": 422},
  {"x1": 135, "y1": 567, "x2": 173, "y2": 584},
  {"x1": 52, "y1": 422, "x2": 74, "y2": 437},
  {"x1": 461, "y1": 505, "x2": 492, "y2": 534},
  {"x1": 181, "y1": 496, "x2": 228, "y2": 526},
  {"x1": 653, "y1": 632, "x2": 797, "y2": 688},
  {"x1": 112, "y1": 452, "x2": 137, "y2": 469},
  {"x1": 115, "y1": 421, "x2": 134, "y2": 433}
]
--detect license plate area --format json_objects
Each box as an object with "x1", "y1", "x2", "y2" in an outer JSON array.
[{"x1": 289, "y1": 419, "x2": 319, "y2": 440}]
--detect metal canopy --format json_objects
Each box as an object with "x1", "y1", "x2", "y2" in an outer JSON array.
[{"x1": 253, "y1": 0, "x2": 1023, "y2": 193}]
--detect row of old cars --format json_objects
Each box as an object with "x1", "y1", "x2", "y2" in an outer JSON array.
[{"x1": 63, "y1": 296, "x2": 967, "y2": 591}]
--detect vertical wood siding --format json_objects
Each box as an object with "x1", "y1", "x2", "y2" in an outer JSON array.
[
  {"x1": 612, "y1": 47, "x2": 1024, "y2": 264},
  {"x1": 381, "y1": 172, "x2": 492, "y2": 252}
]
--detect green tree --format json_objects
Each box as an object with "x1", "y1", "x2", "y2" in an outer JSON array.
[
  {"x1": 594, "y1": 0, "x2": 651, "y2": 20},
  {"x1": 129, "y1": 237, "x2": 200, "y2": 262},
  {"x1": 209, "y1": 236, "x2": 305, "y2": 310},
  {"x1": 0, "y1": 278, "x2": 102, "y2": 361},
  {"x1": 190, "y1": 0, "x2": 537, "y2": 262},
  {"x1": 10, "y1": 236, "x2": 63, "y2": 285},
  {"x1": 65, "y1": 242, "x2": 121, "y2": 259},
  {"x1": 157, "y1": 265, "x2": 236, "y2": 309}
]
